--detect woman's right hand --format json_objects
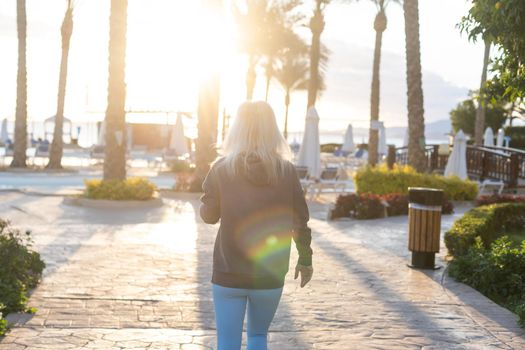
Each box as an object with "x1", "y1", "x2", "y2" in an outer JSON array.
[{"x1": 294, "y1": 264, "x2": 313, "y2": 288}]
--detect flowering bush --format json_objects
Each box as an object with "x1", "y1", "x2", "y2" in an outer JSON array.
[
  {"x1": 331, "y1": 193, "x2": 454, "y2": 220},
  {"x1": 475, "y1": 194, "x2": 525, "y2": 207},
  {"x1": 331, "y1": 193, "x2": 385, "y2": 220},
  {"x1": 84, "y1": 177, "x2": 156, "y2": 200},
  {"x1": 383, "y1": 193, "x2": 409, "y2": 216}
]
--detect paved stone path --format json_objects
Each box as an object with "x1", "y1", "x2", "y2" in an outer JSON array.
[{"x1": 0, "y1": 191, "x2": 524, "y2": 349}]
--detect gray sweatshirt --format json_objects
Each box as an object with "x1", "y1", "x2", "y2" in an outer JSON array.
[{"x1": 200, "y1": 156, "x2": 312, "y2": 289}]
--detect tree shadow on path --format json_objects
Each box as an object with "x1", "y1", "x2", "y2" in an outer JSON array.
[{"x1": 314, "y1": 234, "x2": 521, "y2": 347}]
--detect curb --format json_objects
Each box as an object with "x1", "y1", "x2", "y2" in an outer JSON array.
[{"x1": 63, "y1": 197, "x2": 164, "y2": 209}]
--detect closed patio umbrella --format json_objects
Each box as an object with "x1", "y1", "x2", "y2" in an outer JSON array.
[
  {"x1": 297, "y1": 107, "x2": 321, "y2": 179},
  {"x1": 97, "y1": 121, "x2": 106, "y2": 146},
  {"x1": 444, "y1": 130, "x2": 468, "y2": 180},
  {"x1": 378, "y1": 122, "x2": 387, "y2": 156},
  {"x1": 1, "y1": 119, "x2": 8, "y2": 144},
  {"x1": 496, "y1": 128, "x2": 505, "y2": 148},
  {"x1": 169, "y1": 114, "x2": 188, "y2": 156},
  {"x1": 341, "y1": 124, "x2": 355, "y2": 153},
  {"x1": 483, "y1": 127, "x2": 494, "y2": 147}
]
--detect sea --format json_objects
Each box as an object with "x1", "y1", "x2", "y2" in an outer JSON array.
[{"x1": 1, "y1": 120, "x2": 449, "y2": 149}]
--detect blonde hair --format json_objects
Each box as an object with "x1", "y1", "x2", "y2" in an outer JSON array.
[{"x1": 221, "y1": 101, "x2": 291, "y2": 183}]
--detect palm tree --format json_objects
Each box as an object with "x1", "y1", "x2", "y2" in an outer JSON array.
[
  {"x1": 275, "y1": 33, "x2": 327, "y2": 140},
  {"x1": 262, "y1": 1, "x2": 303, "y2": 101},
  {"x1": 275, "y1": 55, "x2": 308, "y2": 140},
  {"x1": 47, "y1": 0, "x2": 75, "y2": 169},
  {"x1": 307, "y1": 0, "x2": 329, "y2": 109},
  {"x1": 403, "y1": 0, "x2": 426, "y2": 172},
  {"x1": 367, "y1": 0, "x2": 398, "y2": 166},
  {"x1": 234, "y1": 0, "x2": 265, "y2": 100},
  {"x1": 190, "y1": 0, "x2": 222, "y2": 192},
  {"x1": 103, "y1": 0, "x2": 128, "y2": 181},
  {"x1": 474, "y1": 39, "x2": 491, "y2": 146},
  {"x1": 234, "y1": 0, "x2": 302, "y2": 101},
  {"x1": 11, "y1": 0, "x2": 28, "y2": 168}
]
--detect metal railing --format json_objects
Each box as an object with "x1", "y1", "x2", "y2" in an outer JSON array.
[{"x1": 389, "y1": 144, "x2": 524, "y2": 187}]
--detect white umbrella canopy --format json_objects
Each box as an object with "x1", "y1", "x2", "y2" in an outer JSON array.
[
  {"x1": 496, "y1": 128, "x2": 505, "y2": 147},
  {"x1": 126, "y1": 124, "x2": 133, "y2": 150},
  {"x1": 169, "y1": 114, "x2": 189, "y2": 156},
  {"x1": 97, "y1": 121, "x2": 106, "y2": 146},
  {"x1": 483, "y1": 127, "x2": 494, "y2": 147},
  {"x1": 378, "y1": 122, "x2": 387, "y2": 155},
  {"x1": 297, "y1": 107, "x2": 322, "y2": 179},
  {"x1": 1, "y1": 118, "x2": 8, "y2": 144},
  {"x1": 341, "y1": 124, "x2": 355, "y2": 153},
  {"x1": 444, "y1": 130, "x2": 468, "y2": 180}
]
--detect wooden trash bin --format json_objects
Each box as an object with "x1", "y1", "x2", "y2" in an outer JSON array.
[{"x1": 407, "y1": 187, "x2": 443, "y2": 269}]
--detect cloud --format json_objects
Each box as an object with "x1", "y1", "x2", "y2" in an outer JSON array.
[{"x1": 317, "y1": 39, "x2": 469, "y2": 128}]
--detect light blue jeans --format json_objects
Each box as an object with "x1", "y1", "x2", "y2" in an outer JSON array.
[{"x1": 212, "y1": 284, "x2": 283, "y2": 350}]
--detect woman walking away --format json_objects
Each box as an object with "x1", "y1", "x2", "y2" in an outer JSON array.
[{"x1": 200, "y1": 101, "x2": 313, "y2": 350}]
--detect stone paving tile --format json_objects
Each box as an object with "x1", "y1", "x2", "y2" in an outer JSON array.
[{"x1": 0, "y1": 193, "x2": 524, "y2": 349}]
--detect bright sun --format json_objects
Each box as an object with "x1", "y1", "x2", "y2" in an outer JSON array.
[{"x1": 124, "y1": 1, "x2": 243, "y2": 116}]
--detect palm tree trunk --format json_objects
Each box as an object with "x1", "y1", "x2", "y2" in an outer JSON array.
[
  {"x1": 264, "y1": 58, "x2": 273, "y2": 102},
  {"x1": 403, "y1": 0, "x2": 426, "y2": 172},
  {"x1": 307, "y1": 1, "x2": 324, "y2": 109},
  {"x1": 103, "y1": 0, "x2": 128, "y2": 181},
  {"x1": 191, "y1": 74, "x2": 220, "y2": 192},
  {"x1": 48, "y1": 4, "x2": 73, "y2": 169},
  {"x1": 368, "y1": 9, "x2": 386, "y2": 167},
  {"x1": 284, "y1": 89, "x2": 290, "y2": 140},
  {"x1": 246, "y1": 55, "x2": 256, "y2": 100},
  {"x1": 190, "y1": 0, "x2": 222, "y2": 192},
  {"x1": 265, "y1": 73, "x2": 271, "y2": 102},
  {"x1": 474, "y1": 40, "x2": 491, "y2": 146},
  {"x1": 11, "y1": 0, "x2": 27, "y2": 168}
]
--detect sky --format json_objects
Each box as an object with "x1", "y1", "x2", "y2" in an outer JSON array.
[{"x1": 0, "y1": 0, "x2": 484, "y2": 136}]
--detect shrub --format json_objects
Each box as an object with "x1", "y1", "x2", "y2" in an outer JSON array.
[
  {"x1": 505, "y1": 126, "x2": 525, "y2": 149},
  {"x1": 449, "y1": 237, "x2": 525, "y2": 325},
  {"x1": 331, "y1": 193, "x2": 385, "y2": 220},
  {"x1": 516, "y1": 303, "x2": 525, "y2": 327},
  {"x1": 441, "y1": 198, "x2": 455, "y2": 215},
  {"x1": 383, "y1": 193, "x2": 409, "y2": 216},
  {"x1": 0, "y1": 304, "x2": 6, "y2": 336},
  {"x1": 444, "y1": 203, "x2": 525, "y2": 257},
  {"x1": 0, "y1": 219, "x2": 45, "y2": 316},
  {"x1": 173, "y1": 172, "x2": 195, "y2": 192},
  {"x1": 354, "y1": 165, "x2": 478, "y2": 200},
  {"x1": 475, "y1": 194, "x2": 525, "y2": 207},
  {"x1": 332, "y1": 193, "x2": 454, "y2": 219},
  {"x1": 169, "y1": 159, "x2": 192, "y2": 173},
  {"x1": 84, "y1": 177, "x2": 156, "y2": 201},
  {"x1": 320, "y1": 143, "x2": 341, "y2": 153}
]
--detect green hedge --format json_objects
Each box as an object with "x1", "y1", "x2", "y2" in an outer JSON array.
[
  {"x1": 84, "y1": 177, "x2": 156, "y2": 201},
  {"x1": 449, "y1": 237, "x2": 525, "y2": 326},
  {"x1": 0, "y1": 305, "x2": 6, "y2": 336},
  {"x1": 444, "y1": 203, "x2": 525, "y2": 257},
  {"x1": 354, "y1": 165, "x2": 478, "y2": 200},
  {"x1": 0, "y1": 219, "x2": 45, "y2": 335}
]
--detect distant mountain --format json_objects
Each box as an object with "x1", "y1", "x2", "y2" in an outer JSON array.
[{"x1": 348, "y1": 119, "x2": 452, "y2": 142}]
